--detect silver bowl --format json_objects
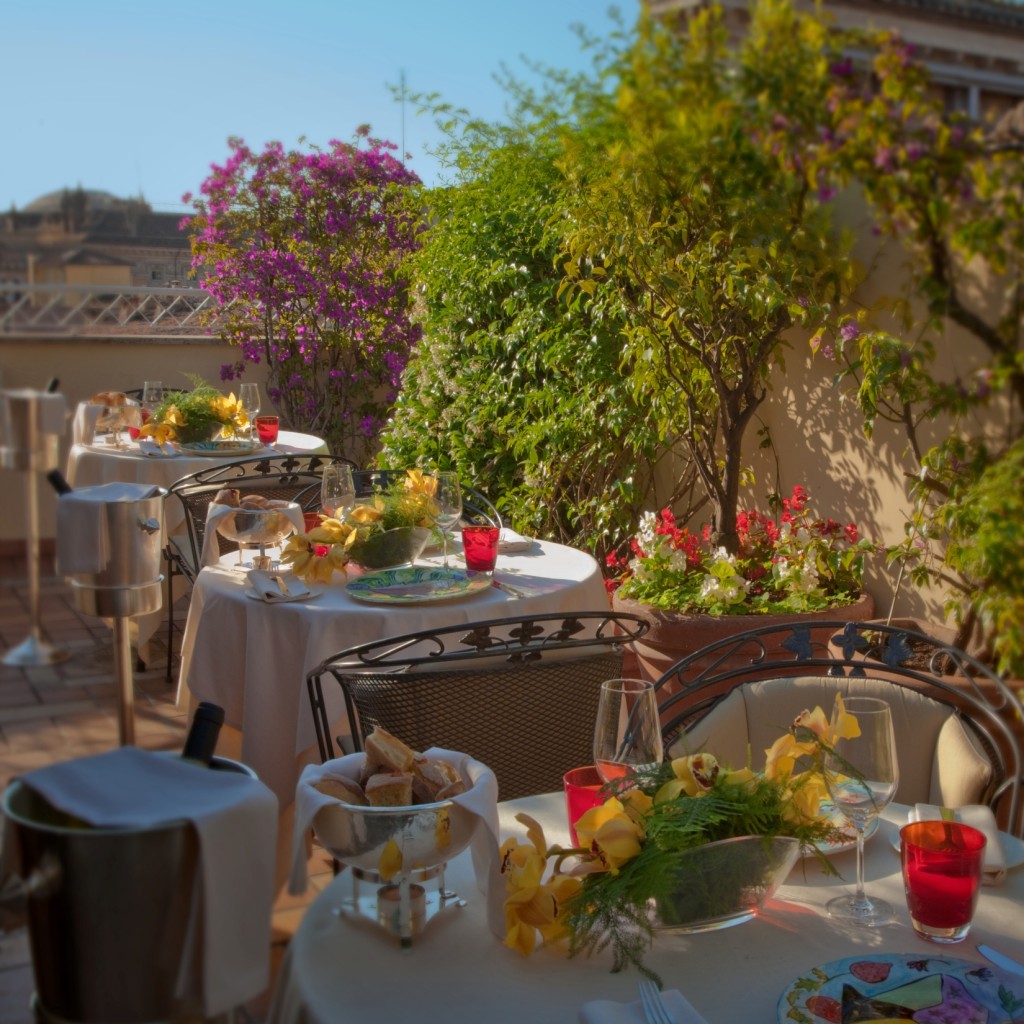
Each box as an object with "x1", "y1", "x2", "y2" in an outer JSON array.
[
  {"x1": 215, "y1": 503, "x2": 299, "y2": 547},
  {"x1": 311, "y1": 757, "x2": 488, "y2": 874}
]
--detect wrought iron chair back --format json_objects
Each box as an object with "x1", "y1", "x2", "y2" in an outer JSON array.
[
  {"x1": 655, "y1": 620, "x2": 1023, "y2": 837},
  {"x1": 307, "y1": 611, "x2": 650, "y2": 801}
]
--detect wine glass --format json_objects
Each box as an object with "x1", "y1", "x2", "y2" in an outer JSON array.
[
  {"x1": 434, "y1": 472, "x2": 462, "y2": 569},
  {"x1": 824, "y1": 696, "x2": 899, "y2": 926},
  {"x1": 321, "y1": 463, "x2": 355, "y2": 518},
  {"x1": 239, "y1": 383, "x2": 260, "y2": 442},
  {"x1": 593, "y1": 678, "x2": 664, "y2": 784},
  {"x1": 139, "y1": 381, "x2": 163, "y2": 437}
]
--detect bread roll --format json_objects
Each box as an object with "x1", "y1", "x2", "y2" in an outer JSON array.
[
  {"x1": 213, "y1": 488, "x2": 240, "y2": 508},
  {"x1": 364, "y1": 727, "x2": 416, "y2": 774},
  {"x1": 240, "y1": 494, "x2": 271, "y2": 510},
  {"x1": 365, "y1": 772, "x2": 414, "y2": 807},
  {"x1": 89, "y1": 390, "x2": 127, "y2": 407},
  {"x1": 314, "y1": 776, "x2": 367, "y2": 806},
  {"x1": 412, "y1": 757, "x2": 464, "y2": 802}
]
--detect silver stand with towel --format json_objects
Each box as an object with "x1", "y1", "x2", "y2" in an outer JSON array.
[{"x1": 0, "y1": 389, "x2": 68, "y2": 666}]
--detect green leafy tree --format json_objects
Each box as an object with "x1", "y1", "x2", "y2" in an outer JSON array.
[
  {"x1": 183, "y1": 131, "x2": 423, "y2": 461},
  {"x1": 556, "y1": 1, "x2": 859, "y2": 555},
  {"x1": 379, "y1": 58, "x2": 699, "y2": 555}
]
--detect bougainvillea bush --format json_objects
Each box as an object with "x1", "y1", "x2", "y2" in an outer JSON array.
[{"x1": 183, "y1": 130, "x2": 423, "y2": 460}]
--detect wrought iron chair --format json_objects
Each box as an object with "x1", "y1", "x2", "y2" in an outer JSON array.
[
  {"x1": 163, "y1": 452, "x2": 355, "y2": 681},
  {"x1": 655, "y1": 620, "x2": 1024, "y2": 837},
  {"x1": 306, "y1": 611, "x2": 650, "y2": 801}
]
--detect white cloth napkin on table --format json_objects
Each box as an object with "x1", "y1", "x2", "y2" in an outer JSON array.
[
  {"x1": 910, "y1": 803, "x2": 1008, "y2": 884},
  {"x1": 2, "y1": 747, "x2": 278, "y2": 1018},
  {"x1": 55, "y1": 481, "x2": 162, "y2": 575},
  {"x1": 201, "y1": 502, "x2": 305, "y2": 569},
  {"x1": 138, "y1": 438, "x2": 178, "y2": 458},
  {"x1": 498, "y1": 527, "x2": 534, "y2": 553},
  {"x1": 579, "y1": 989, "x2": 708, "y2": 1023},
  {"x1": 246, "y1": 569, "x2": 313, "y2": 603},
  {"x1": 289, "y1": 750, "x2": 504, "y2": 938}
]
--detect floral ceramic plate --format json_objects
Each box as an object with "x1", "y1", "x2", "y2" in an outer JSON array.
[
  {"x1": 806, "y1": 801, "x2": 880, "y2": 857},
  {"x1": 777, "y1": 953, "x2": 1024, "y2": 1024},
  {"x1": 180, "y1": 439, "x2": 267, "y2": 457},
  {"x1": 346, "y1": 566, "x2": 491, "y2": 605}
]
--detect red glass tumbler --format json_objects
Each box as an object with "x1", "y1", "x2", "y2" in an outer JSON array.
[
  {"x1": 461, "y1": 525, "x2": 500, "y2": 572},
  {"x1": 255, "y1": 415, "x2": 279, "y2": 444},
  {"x1": 900, "y1": 820, "x2": 986, "y2": 943},
  {"x1": 563, "y1": 766, "x2": 605, "y2": 847}
]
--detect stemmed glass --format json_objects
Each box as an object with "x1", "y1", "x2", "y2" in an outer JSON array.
[
  {"x1": 824, "y1": 696, "x2": 899, "y2": 926},
  {"x1": 239, "y1": 383, "x2": 260, "y2": 443},
  {"x1": 434, "y1": 472, "x2": 462, "y2": 569},
  {"x1": 593, "y1": 678, "x2": 664, "y2": 784},
  {"x1": 321, "y1": 463, "x2": 355, "y2": 518},
  {"x1": 141, "y1": 381, "x2": 163, "y2": 421}
]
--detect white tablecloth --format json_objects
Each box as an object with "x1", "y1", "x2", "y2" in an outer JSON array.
[
  {"x1": 64, "y1": 430, "x2": 329, "y2": 656},
  {"x1": 269, "y1": 798, "x2": 1024, "y2": 1024}
]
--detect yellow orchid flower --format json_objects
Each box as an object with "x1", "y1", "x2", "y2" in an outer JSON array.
[
  {"x1": 403, "y1": 469, "x2": 438, "y2": 497},
  {"x1": 572, "y1": 798, "x2": 644, "y2": 874},
  {"x1": 347, "y1": 503, "x2": 384, "y2": 525},
  {"x1": 829, "y1": 694, "x2": 861, "y2": 743},
  {"x1": 667, "y1": 753, "x2": 721, "y2": 796}
]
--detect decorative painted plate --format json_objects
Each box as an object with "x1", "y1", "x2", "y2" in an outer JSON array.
[
  {"x1": 777, "y1": 953, "x2": 1024, "y2": 1024},
  {"x1": 807, "y1": 802, "x2": 880, "y2": 857},
  {"x1": 180, "y1": 439, "x2": 266, "y2": 457},
  {"x1": 346, "y1": 566, "x2": 491, "y2": 605}
]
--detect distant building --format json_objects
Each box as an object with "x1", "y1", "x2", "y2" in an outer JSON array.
[
  {"x1": 648, "y1": 0, "x2": 1024, "y2": 122},
  {"x1": 0, "y1": 187, "x2": 193, "y2": 299}
]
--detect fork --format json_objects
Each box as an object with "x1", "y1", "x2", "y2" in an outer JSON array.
[{"x1": 638, "y1": 979, "x2": 674, "y2": 1024}]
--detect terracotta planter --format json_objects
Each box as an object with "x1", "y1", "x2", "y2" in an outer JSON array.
[{"x1": 612, "y1": 591, "x2": 877, "y2": 687}]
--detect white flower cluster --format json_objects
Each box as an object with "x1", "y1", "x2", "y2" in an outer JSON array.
[{"x1": 699, "y1": 548, "x2": 751, "y2": 606}]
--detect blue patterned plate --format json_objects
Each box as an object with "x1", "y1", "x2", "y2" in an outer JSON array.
[
  {"x1": 777, "y1": 953, "x2": 1024, "y2": 1023},
  {"x1": 180, "y1": 439, "x2": 266, "y2": 457},
  {"x1": 345, "y1": 566, "x2": 491, "y2": 605}
]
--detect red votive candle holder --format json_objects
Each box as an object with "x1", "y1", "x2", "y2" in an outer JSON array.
[
  {"x1": 461, "y1": 525, "x2": 500, "y2": 572},
  {"x1": 563, "y1": 766, "x2": 605, "y2": 847},
  {"x1": 900, "y1": 819, "x2": 986, "y2": 943},
  {"x1": 255, "y1": 415, "x2": 279, "y2": 444}
]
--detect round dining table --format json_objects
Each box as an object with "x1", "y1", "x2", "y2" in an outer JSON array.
[
  {"x1": 176, "y1": 539, "x2": 612, "y2": 887},
  {"x1": 64, "y1": 430, "x2": 329, "y2": 659},
  {"x1": 269, "y1": 795, "x2": 1024, "y2": 1023}
]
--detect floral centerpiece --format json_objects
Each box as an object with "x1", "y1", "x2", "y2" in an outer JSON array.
[
  {"x1": 139, "y1": 377, "x2": 249, "y2": 445},
  {"x1": 282, "y1": 469, "x2": 440, "y2": 583},
  {"x1": 500, "y1": 697, "x2": 859, "y2": 977},
  {"x1": 606, "y1": 485, "x2": 876, "y2": 615}
]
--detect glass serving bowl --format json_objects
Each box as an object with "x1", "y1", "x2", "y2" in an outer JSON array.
[
  {"x1": 347, "y1": 525, "x2": 431, "y2": 570},
  {"x1": 651, "y1": 834, "x2": 801, "y2": 933},
  {"x1": 215, "y1": 503, "x2": 300, "y2": 549}
]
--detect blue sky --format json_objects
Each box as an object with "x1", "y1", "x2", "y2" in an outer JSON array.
[{"x1": 3, "y1": 1, "x2": 630, "y2": 214}]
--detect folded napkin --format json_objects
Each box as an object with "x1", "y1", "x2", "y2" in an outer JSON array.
[
  {"x1": 498, "y1": 527, "x2": 534, "y2": 553},
  {"x1": 55, "y1": 481, "x2": 162, "y2": 575},
  {"x1": 138, "y1": 438, "x2": 178, "y2": 458},
  {"x1": 289, "y1": 749, "x2": 504, "y2": 938},
  {"x1": 579, "y1": 989, "x2": 708, "y2": 1024},
  {"x1": 910, "y1": 803, "x2": 1007, "y2": 884},
  {"x1": 201, "y1": 502, "x2": 306, "y2": 569},
  {"x1": 246, "y1": 569, "x2": 313, "y2": 603},
  {"x1": 2, "y1": 748, "x2": 278, "y2": 1017},
  {"x1": 72, "y1": 401, "x2": 104, "y2": 444}
]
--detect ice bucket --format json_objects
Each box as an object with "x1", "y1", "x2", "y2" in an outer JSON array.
[
  {"x1": 0, "y1": 389, "x2": 60, "y2": 471},
  {"x1": 68, "y1": 487, "x2": 167, "y2": 618},
  {"x1": 1, "y1": 757, "x2": 255, "y2": 1024}
]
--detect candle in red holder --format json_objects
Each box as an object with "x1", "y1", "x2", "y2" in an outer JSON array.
[
  {"x1": 900, "y1": 819, "x2": 986, "y2": 943},
  {"x1": 461, "y1": 525, "x2": 500, "y2": 572},
  {"x1": 563, "y1": 766, "x2": 605, "y2": 847},
  {"x1": 255, "y1": 415, "x2": 279, "y2": 444}
]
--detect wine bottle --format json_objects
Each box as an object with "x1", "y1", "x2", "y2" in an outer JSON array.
[{"x1": 181, "y1": 702, "x2": 225, "y2": 766}]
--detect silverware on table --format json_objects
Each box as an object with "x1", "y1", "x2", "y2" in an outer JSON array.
[
  {"x1": 638, "y1": 979, "x2": 675, "y2": 1024},
  {"x1": 491, "y1": 578, "x2": 526, "y2": 599},
  {"x1": 977, "y1": 943, "x2": 1024, "y2": 976}
]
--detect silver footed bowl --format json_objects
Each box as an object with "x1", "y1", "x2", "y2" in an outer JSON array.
[
  {"x1": 311, "y1": 756, "x2": 487, "y2": 874},
  {"x1": 215, "y1": 503, "x2": 299, "y2": 547}
]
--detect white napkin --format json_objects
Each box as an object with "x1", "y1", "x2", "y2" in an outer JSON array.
[
  {"x1": 138, "y1": 438, "x2": 178, "y2": 458},
  {"x1": 3, "y1": 748, "x2": 278, "y2": 1017},
  {"x1": 289, "y1": 749, "x2": 504, "y2": 938},
  {"x1": 910, "y1": 803, "x2": 1008, "y2": 884},
  {"x1": 201, "y1": 502, "x2": 305, "y2": 569},
  {"x1": 499, "y1": 527, "x2": 534, "y2": 552},
  {"x1": 55, "y1": 481, "x2": 162, "y2": 575},
  {"x1": 579, "y1": 989, "x2": 708, "y2": 1024},
  {"x1": 246, "y1": 569, "x2": 312, "y2": 603},
  {"x1": 72, "y1": 402, "x2": 104, "y2": 444}
]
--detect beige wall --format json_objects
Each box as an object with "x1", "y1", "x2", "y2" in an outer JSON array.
[{"x1": 0, "y1": 335, "x2": 271, "y2": 542}]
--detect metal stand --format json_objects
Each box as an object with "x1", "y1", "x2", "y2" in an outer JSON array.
[
  {"x1": 2, "y1": 392, "x2": 67, "y2": 666},
  {"x1": 112, "y1": 617, "x2": 136, "y2": 746}
]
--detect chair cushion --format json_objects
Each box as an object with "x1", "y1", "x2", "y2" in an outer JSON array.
[{"x1": 672, "y1": 675, "x2": 993, "y2": 809}]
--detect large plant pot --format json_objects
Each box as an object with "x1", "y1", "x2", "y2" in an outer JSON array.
[{"x1": 612, "y1": 592, "x2": 877, "y2": 688}]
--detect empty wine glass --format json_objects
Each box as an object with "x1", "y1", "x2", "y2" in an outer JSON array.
[
  {"x1": 593, "y1": 678, "x2": 664, "y2": 784},
  {"x1": 824, "y1": 696, "x2": 899, "y2": 927},
  {"x1": 140, "y1": 381, "x2": 163, "y2": 420},
  {"x1": 434, "y1": 472, "x2": 462, "y2": 569},
  {"x1": 321, "y1": 463, "x2": 355, "y2": 518},
  {"x1": 239, "y1": 383, "x2": 260, "y2": 442}
]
